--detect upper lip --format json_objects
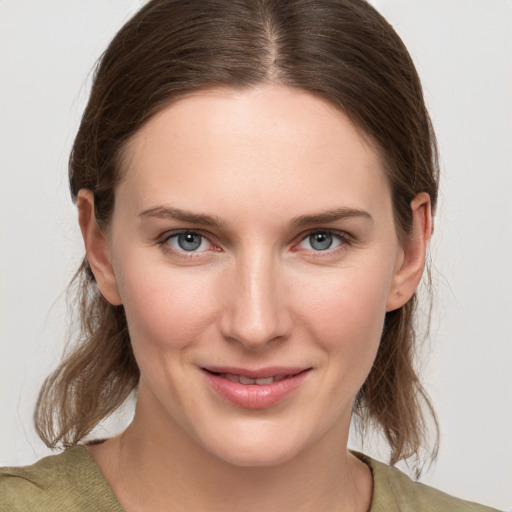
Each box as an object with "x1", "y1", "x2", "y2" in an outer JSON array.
[{"x1": 202, "y1": 366, "x2": 310, "y2": 379}]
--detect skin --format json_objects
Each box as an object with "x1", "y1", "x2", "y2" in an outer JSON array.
[{"x1": 79, "y1": 85, "x2": 431, "y2": 512}]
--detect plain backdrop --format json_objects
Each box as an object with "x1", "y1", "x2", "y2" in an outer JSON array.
[{"x1": 0, "y1": 1, "x2": 511, "y2": 510}]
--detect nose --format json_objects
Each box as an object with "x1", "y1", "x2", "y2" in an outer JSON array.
[{"x1": 219, "y1": 251, "x2": 292, "y2": 350}]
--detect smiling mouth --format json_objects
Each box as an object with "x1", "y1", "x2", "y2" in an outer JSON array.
[
  {"x1": 202, "y1": 367, "x2": 311, "y2": 409},
  {"x1": 203, "y1": 367, "x2": 310, "y2": 385},
  {"x1": 211, "y1": 373, "x2": 288, "y2": 385}
]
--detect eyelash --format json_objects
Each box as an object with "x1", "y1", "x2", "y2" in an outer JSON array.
[
  {"x1": 158, "y1": 229, "x2": 219, "y2": 257},
  {"x1": 157, "y1": 229, "x2": 352, "y2": 258},
  {"x1": 294, "y1": 230, "x2": 351, "y2": 256}
]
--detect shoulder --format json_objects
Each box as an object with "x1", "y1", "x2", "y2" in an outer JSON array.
[
  {"x1": 0, "y1": 446, "x2": 124, "y2": 512},
  {"x1": 353, "y1": 452, "x2": 502, "y2": 512}
]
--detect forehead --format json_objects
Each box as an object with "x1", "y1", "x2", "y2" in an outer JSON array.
[{"x1": 117, "y1": 85, "x2": 391, "y2": 223}]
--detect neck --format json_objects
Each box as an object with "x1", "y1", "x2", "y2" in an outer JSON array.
[{"x1": 89, "y1": 387, "x2": 372, "y2": 512}]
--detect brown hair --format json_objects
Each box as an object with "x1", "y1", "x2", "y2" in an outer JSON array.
[{"x1": 35, "y1": 0, "x2": 439, "y2": 470}]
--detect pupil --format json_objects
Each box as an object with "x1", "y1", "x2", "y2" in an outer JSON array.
[
  {"x1": 310, "y1": 232, "x2": 332, "y2": 250},
  {"x1": 178, "y1": 233, "x2": 202, "y2": 251}
]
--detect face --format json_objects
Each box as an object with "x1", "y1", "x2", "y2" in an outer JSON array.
[{"x1": 87, "y1": 85, "x2": 422, "y2": 467}]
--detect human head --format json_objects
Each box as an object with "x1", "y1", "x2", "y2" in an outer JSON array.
[{"x1": 36, "y1": 0, "x2": 439, "y2": 467}]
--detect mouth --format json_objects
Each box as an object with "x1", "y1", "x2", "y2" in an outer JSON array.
[
  {"x1": 202, "y1": 367, "x2": 311, "y2": 409},
  {"x1": 203, "y1": 366, "x2": 309, "y2": 383},
  {"x1": 215, "y1": 373, "x2": 288, "y2": 385}
]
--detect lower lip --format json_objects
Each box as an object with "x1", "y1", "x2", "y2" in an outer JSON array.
[{"x1": 203, "y1": 370, "x2": 311, "y2": 409}]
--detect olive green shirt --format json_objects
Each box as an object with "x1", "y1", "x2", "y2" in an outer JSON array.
[{"x1": 0, "y1": 446, "x2": 500, "y2": 511}]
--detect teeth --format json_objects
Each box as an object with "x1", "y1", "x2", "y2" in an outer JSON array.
[
  {"x1": 221, "y1": 373, "x2": 287, "y2": 385},
  {"x1": 255, "y1": 377, "x2": 274, "y2": 385},
  {"x1": 239, "y1": 375, "x2": 258, "y2": 385}
]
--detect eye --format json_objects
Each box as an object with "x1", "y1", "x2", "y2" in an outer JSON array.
[
  {"x1": 298, "y1": 231, "x2": 345, "y2": 252},
  {"x1": 164, "y1": 231, "x2": 212, "y2": 252}
]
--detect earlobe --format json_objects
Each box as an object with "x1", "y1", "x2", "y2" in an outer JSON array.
[
  {"x1": 386, "y1": 192, "x2": 432, "y2": 312},
  {"x1": 77, "y1": 190, "x2": 122, "y2": 306}
]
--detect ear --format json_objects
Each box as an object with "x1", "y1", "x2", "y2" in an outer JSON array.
[
  {"x1": 386, "y1": 192, "x2": 432, "y2": 312},
  {"x1": 77, "y1": 190, "x2": 122, "y2": 306}
]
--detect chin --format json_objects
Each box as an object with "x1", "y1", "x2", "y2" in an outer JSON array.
[
  {"x1": 215, "y1": 444, "x2": 301, "y2": 468},
  {"x1": 197, "y1": 422, "x2": 314, "y2": 469}
]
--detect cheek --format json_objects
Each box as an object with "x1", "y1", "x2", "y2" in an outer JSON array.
[
  {"x1": 294, "y1": 264, "x2": 391, "y2": 373},
  {"x1": 116, "y1": 259, "x2": 218, "y2": 353}
]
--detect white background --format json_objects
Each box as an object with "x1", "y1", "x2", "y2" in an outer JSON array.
[{"x1": 0, "y1": 1, "x2": 510, "y2": 510}]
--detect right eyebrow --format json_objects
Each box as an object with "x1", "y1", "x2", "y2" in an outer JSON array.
[{"x1": 138, "y1": 205, "x2": 227, "y2": 229}]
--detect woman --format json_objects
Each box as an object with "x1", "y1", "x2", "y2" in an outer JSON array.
[{"x1": 0, "y1": 1, "x2": 501, "y2": 510}]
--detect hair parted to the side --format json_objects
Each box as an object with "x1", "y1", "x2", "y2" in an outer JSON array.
[{"x1": 35, "y1": 0, "x2": 440, "y2": 471}]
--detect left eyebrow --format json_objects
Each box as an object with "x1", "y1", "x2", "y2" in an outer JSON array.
[{"x1": 289, "y1": 208, "x2": 373, "y2": 230}]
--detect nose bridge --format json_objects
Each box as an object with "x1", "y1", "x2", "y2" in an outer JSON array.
[{"x1": 220, "y1": 246, "x2": 290, "y2": 349}]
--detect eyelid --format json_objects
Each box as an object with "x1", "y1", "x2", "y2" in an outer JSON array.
[
  {"x1": 293, "y1": 228, "x2": 353, "y2": 253},
  {"x1": 158, "y1": 229, "x2": 220, "y2": 255}
]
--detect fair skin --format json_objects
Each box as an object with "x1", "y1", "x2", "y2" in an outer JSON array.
[{"x1": 79, "y1": 85, "x2": 431, "y2": 512}]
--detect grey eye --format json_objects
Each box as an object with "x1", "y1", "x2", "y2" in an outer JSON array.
[
  {"x1": 178, "y1": 233, "x2": 202, "y2": 251},
  {"x1": 170, "y1": 232, "x2": 206, "y2": 252},
  {"x1": 308, "y1": 232, "x2": 333, "y2": 251}
]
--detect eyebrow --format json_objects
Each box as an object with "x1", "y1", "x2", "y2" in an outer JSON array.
[
  {"x1": 138, "y1": 205, "x2": 227, "y2": 228},
  {"x1": 138, "y1": 205, "x2": 372, "y2": 229},
  {"x1": 289, "y1": 208, "x2": 372, "y2": 229}
]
